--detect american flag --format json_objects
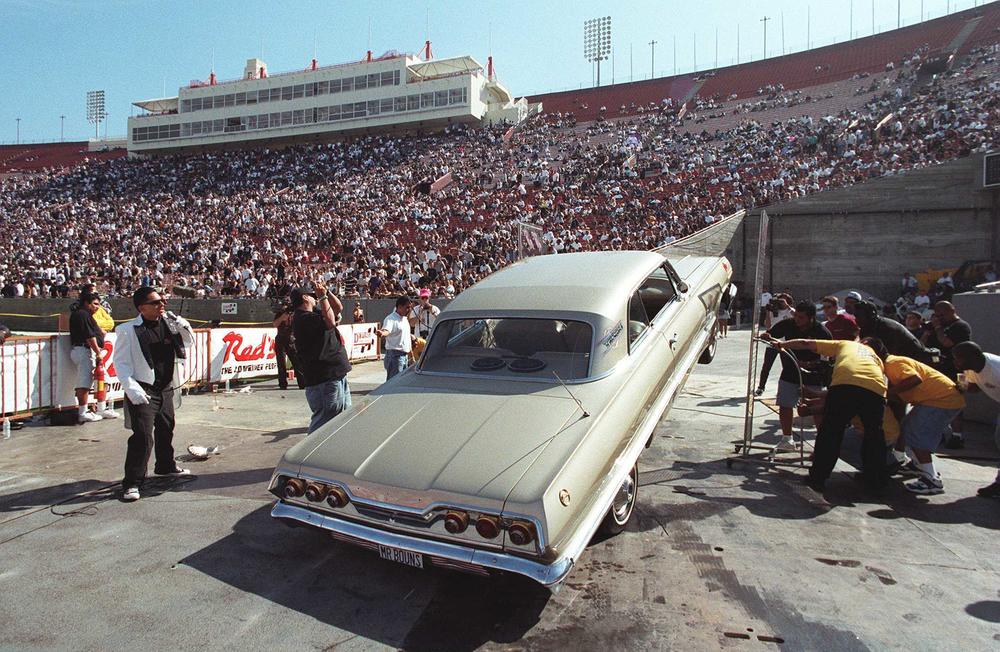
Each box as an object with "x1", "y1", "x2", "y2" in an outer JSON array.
[{"x1": 517, "y1": 222, "x2": 548, "y2": 259}]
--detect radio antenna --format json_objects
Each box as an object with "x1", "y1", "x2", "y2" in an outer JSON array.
[{"x1": 553, "y1": 371, "x2": 589, "y2": 418}]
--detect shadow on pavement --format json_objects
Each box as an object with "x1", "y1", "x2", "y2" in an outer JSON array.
[
  {"x1": 180, "y1": 504, "x2": 551, "y2": 651},
  {"x1": 261, "y1": 426, "x2": 308, "y2": 444}
]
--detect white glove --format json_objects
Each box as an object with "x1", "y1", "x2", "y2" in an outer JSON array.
[{"x1": 126, "y1": 387, "x2": 150, "y2": 405}]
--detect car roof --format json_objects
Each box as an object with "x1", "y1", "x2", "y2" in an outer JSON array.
[{"x1": 444, "y1": 251, "x2": 666, "y2": 317}]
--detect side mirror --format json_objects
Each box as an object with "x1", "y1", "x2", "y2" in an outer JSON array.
[{"x1": 677, "y1": 281, "x2": 689, "y2": 294}]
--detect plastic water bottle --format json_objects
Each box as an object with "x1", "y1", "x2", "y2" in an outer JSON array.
[{"x1": 2, "y1": 418, "x2": 10, "y2": 441}]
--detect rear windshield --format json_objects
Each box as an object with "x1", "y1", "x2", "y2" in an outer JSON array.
[{"x1": 420, "y1": 318, "x2": 593, "y2": 380}]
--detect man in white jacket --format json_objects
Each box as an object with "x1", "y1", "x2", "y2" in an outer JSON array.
[{"x1": 113, "y1": 287, "x2": 195, "y2": 501}]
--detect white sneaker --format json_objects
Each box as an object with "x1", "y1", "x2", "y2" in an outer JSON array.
[
  {"x1": 122, "y1": 487, "x2": 140, "y2": 501},
  {"x1": 775, "y1": 436, "x2": 799, "y2": 452},
  {"x1": 100, "y1": 409, "x2": 119, "y2": 419},
  {"x1": 79, "y1": 412, "x2": 103, "y2": 424}
]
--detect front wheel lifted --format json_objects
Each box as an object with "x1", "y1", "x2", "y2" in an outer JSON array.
[{"x1": 599, "y1": 463, "x2": 638, "y2": 536}]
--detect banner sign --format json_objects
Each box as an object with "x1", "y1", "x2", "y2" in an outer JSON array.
[{"x1": 2, "y1": 324, "x2": 380, "y2": 416}]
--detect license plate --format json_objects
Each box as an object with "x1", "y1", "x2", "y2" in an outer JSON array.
[{"x1": 378, "y1": 544, "x2": 424, "y2": 569}]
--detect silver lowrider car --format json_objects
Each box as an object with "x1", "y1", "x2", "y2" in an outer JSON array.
[{"x1": 269, "y1": 250, "x2": 732, "y2": 589}]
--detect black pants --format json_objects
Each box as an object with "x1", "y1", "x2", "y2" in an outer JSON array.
[
  {"x1": 123, "y1": 389, "x2": 176, "y2": 488},
  {"x1": 275, "y1": 337, "x2": 304, "y2": 389},
  {"x1": 809, "y1": 384, "x2": 887, "y2": 490}
]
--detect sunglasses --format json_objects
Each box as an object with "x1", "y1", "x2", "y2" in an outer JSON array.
[{"x1": 143, "y1": 299, "x2": 167, "y2": 306}]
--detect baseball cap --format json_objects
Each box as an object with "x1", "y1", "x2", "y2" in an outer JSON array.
[
  {"x1": 418, "y1": 288, "x2": 431, "y2": 298},
  {"x1": 289, "y1": 287, "x2": 314, "y2": 307},
  {"x1": 845, "y1": 291, "x2": 862, "y2": 301}
]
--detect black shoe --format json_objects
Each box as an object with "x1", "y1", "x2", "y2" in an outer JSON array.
[
  {"x1": 803, "y1": 476, "x2": 826, "y2": 493},
  {"x1": 977, "y1": 481, "x2": 1000, "y2": 498},
  {"x1": 944, "y1": 434, "x2": 965, "y2": 450},
  {"x1": 278, "y1": 384, "x2": 289, "y2": 391},
  {"x1": 154, "y1": 467, "x2": 192, "y2": 477}
]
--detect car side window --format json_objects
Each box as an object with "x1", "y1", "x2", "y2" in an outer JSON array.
[
  {"x1": 627, "y1": 291, "x2": 650, "y2": 351},
  {"x1": 638, "y1": 269, "x2": 677, "y2": 322}
]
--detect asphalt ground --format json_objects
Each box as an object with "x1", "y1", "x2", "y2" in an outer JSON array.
[{"x1": 1, "y1": 331, "x2": 998, "y2": 651}]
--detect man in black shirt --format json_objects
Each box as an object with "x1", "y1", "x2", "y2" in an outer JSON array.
[
  {"x1": 854, "y1": 301, "x2": 935, "y2": 364},
  {"x1": 923, "y1": 300, "x2": 972, "y2": 448},
  {"x1": 759, "y1": 302, "x2": 832, "y2": 451},
  {"x1": 291, "y1": 283, "x2": 352, "y2": 433},
  {"x1": 112, "y1": 287, "x2": 195, "y2": 501},
  {"x1": 69, "y1": 292, "x2": 115, "y2": 423},
  {"x1": 272, "y1": 306, "x2": 304, "y2": 391}
]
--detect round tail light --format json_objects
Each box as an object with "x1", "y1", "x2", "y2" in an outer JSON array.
[
  {"x1": 326, "y1": 486, "x2": 350, "y2": 508},
  {"x1": 475, "y1": 515, "x2": 500, "y2": 539},
  {"x1": 304, "y1": 482, "x2": 328, "y2": 502},
  {"x1": 444, "y1": 511, "x2": 469, "y2": 534},
  {"x1": 283, "y1": 478, "x2": 306, "y2": 499},
  {"x1": 508, "y1": 521, "x2": 535, "y2": 546}
]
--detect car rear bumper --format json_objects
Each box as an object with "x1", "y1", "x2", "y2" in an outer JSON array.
[{"x1": 271, "y1": 501, "x2": 574, "y2": 590}]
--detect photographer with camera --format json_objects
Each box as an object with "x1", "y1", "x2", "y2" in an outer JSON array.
[
  {"x1": 291, "y1": 283, "x2": 352, "y2": 433},
  {"x1": 410, "y1": 288, "x2": 440, "y2": 340}
]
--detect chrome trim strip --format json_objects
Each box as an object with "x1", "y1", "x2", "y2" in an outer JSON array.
[
  {"x1": 271, "y1": 501, "x2": 573, "y2": 588},
  {"x1": 547, "y1": 319, "x2": 712, "y2": 576}
]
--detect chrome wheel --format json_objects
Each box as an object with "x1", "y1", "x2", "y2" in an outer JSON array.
[
  {"x1": 611, "y1": 472, "x2": 636, "y2": 525},
  {"x1": 599, "y1": 463, "x2": 638, "y2": 536}
]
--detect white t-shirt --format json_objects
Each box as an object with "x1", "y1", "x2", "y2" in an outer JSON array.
[
  {"x1": 382, "y1": 311, "x2": 412, "y2": 353},
  {"x1": 410, "y1": 303, "x2": 440, "y2": 335},
  {"x1": 914, "y1": 294, "x2": 931, "y2": 309},
  {"x1": 965, "y1": 352, "x2": 1000, "y2": 403}
]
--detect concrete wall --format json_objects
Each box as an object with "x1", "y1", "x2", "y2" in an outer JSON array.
[
  {"x1": 0, "y1": 297, "x2": 452, "y2": 334},
  {"x1": 730, "y1": 153, "x2": 1000, "y2": 302}
]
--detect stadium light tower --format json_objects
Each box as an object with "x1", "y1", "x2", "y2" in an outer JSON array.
[
  {"x1": 760, "y1": 16, "x2": 770, "y2": 60},
  {"x1": 584, "y1": 16, "x2": 612, "y2": 87},
  {"x1": 86, "y1": 90, "x2": 106, "y2": 141}
]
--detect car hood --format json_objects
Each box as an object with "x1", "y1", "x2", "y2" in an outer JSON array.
[{"x1": 296, "y1": 387, "x2": 584, "y2": 505}]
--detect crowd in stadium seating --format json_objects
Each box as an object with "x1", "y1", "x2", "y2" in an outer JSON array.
[{"x1": 0, "y1": 44, "x2": 997, "y2": 302}]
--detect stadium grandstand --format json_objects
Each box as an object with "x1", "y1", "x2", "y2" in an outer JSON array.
[
  {"x1": 127, "y1": 46, "x2": 532, "y2": 155},
  {"x1": 0, "y1": 141, "x2": 125, "y2": 174},
  {"x1": 1, "y1": 3, "x2": 998, "y2": 304},
  {"x1": 530, "y1": 2, "x2": 1000, "y2": 121}
]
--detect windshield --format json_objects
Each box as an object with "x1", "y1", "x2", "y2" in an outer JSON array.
[{"x1": 420, "y1": 318, "x2": 593, "y2": 380}]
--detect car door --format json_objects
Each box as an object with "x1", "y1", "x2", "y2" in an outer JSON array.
[{"x1": 624, "y1": 267, "x2": 681, "y2": 428}]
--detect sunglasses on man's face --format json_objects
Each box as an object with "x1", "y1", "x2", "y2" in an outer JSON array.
[{"x1": 143, "y1": 299, "x2": 167, "y2": 306}]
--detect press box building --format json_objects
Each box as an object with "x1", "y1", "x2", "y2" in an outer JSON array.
[{"x1": 127, "y1": 49, "x2": 532, "y2": 155}]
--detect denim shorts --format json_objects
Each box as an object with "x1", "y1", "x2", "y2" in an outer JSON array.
[
  {"x1": 902, "y1": 405, "x2": 961, "y2": 450},
  {"x1": 776, "y1": 380, "x2": 821, "y2": 408},
  {"x1": 304, "y1": 376, "x2": 352, "y2": 434},
  {"x1": 70, "y1": 346, "x2": 97, "y2": 389}
]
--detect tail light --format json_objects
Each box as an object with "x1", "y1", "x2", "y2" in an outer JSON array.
[
  {"x1": 507, "y1": 521, "x2": 535, "y2": 546},
  {"x1": 444, "y1": 511, "x2": 469, "y2": 534},
  {"x1": 304, "y1": 482, "x2": 328, "y2": 502},
  {"x1": 282, "y1": 477, "x2": 306, "y2": 499},
  {"x1": 475, "y1": 515, "x2": 501, "y2": 539},
  {"x1": 326, "y1": 486, "x2": 350, "y2": 508}
]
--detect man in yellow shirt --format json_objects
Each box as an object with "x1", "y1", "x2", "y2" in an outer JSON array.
[
  {"x1": 776, "y1": 337, "x2": 887, "y2": 493},
  {"x1": 870, "y1": 341, "x2": 965, "y2": 495}
]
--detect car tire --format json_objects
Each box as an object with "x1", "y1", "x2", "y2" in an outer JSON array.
[
  {"x1": 698, "y1": 338, "x2": 717, "y2": 364},
  {"x1": 599, "y1": 463, "x2": 638, "y2": 536}
]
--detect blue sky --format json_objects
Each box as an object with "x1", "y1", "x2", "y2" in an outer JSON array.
[{"x1": 1, "y1": 0, "x2": 983, "y2": 143}]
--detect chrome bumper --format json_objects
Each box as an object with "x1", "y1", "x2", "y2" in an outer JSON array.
[{"x1": 270, "y1": 501, "x2": 574, "y2": 590}]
